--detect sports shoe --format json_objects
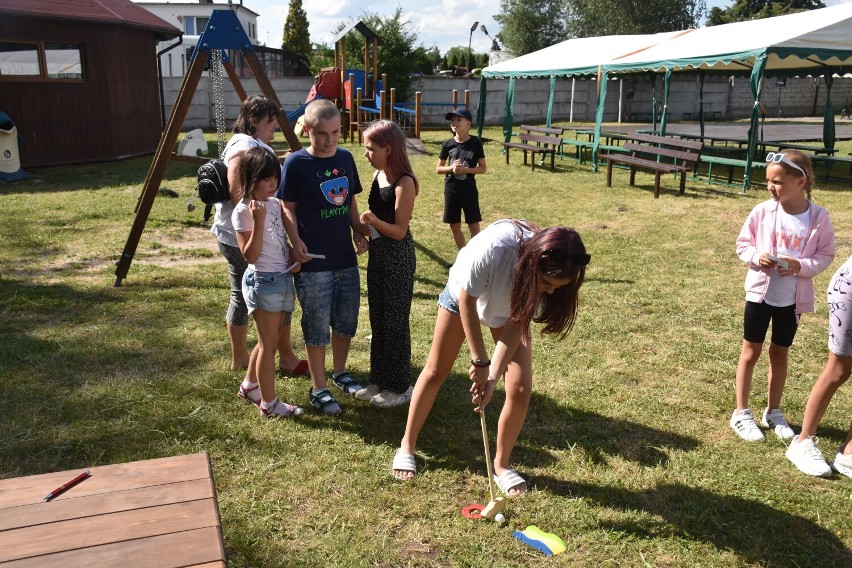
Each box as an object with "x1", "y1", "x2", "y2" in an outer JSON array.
[
  {"x1": 730, "y1": 409, "x2": 765, "y2": 442},
  {"x1": 331, "y1": 371, "x2": 363, "y2": 395},
  {"x1": 785, "y1": 435, "x2": 832, "y2": 477},
  {"x1": 832, "y1": 449, "x2": 852, "y2": 478},
  {"x1": 355, "y1": 383, "x2": 382, "y2": 401},
  {"x1": 371, "y1": 386, "x2": 414, "y2": 408},
  {"x1": 761, "y1": 408, "x2": 795, "y2": 441},
  {"x1": 259, "y1": 397, "x2": 303, "y2": 419},
  {"x1": 237, "y1": 381, "x2": 261, "y2": 407}
]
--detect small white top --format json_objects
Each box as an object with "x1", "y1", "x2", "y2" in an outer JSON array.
[
  {"x1": 447, "y1": 220, "x2": 532, "y2": 328},
  {"x1": 231, "y1": 198, "x2": 290, "y2": 273},
  {"x1": 765, "y1": 206, "x2": 809, "y2": 307}
]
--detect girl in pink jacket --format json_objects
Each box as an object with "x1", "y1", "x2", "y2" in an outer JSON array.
[{"x1": 730, "y1": 150, "x2": 835, "y2": 443}]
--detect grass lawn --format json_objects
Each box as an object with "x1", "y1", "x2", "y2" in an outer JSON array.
[{"x1": 1, "y1": 124, "x2": 851, "y2": 566}]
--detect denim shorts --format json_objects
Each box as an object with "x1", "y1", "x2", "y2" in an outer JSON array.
[
  {"x1": 242, "y1": 268, "x2": 295, "y2": 317},
  {"x1": 438, "y1": 284, "x2": 460, "y2": 315},
  {"x1": 294, "y1": 266, "x2": 359, "y2": 346}
]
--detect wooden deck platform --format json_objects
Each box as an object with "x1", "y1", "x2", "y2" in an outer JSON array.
[{"x1": 0, "y1": 452, "x2": 225, "y2": 567}]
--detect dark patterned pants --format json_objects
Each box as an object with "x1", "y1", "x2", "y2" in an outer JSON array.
[{"x1": 367, "y1": 231, "x2": 416, "y2": 393}]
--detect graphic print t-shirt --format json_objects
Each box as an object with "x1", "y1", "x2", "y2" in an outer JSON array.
[
  {"x1": 764, "y1": 207, "x2": 810, "y2": 307},
  {"x1": 276, "y1": 148, "x2": 362, "y2": 272},
  {"x1": 439, "y1": 136, "x2": 485, "y2": 192}
]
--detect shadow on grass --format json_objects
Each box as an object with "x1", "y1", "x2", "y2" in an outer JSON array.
[
  {"x1": 304, "y1": 373, "x2": 699, "y2": 474},
  {"x1": 413, "y1": 240, "x2": 453, "y2": 271},
  {"x1": 545, "y1": 479, "x2": 852, "y2": 565},
  {"x1": 0, "y1": 156, "x2": 198, "y2": 195}
]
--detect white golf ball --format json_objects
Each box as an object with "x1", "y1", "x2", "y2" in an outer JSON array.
[{"x1": 494, "y1": 513, "x2": 506, "y2": 523}]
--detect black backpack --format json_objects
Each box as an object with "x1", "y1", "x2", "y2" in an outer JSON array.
[{"x1": 196, "y1": 159, "x2": 230, "y2": 204}]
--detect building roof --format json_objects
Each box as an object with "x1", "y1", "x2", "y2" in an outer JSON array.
[{"x1": 0, "y1": 0, "x2": 181, "y2": 39}]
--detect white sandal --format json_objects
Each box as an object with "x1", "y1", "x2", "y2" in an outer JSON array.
[
  {"x1": 494, "y1": 468, "x2": 527, "y2": 497},
  {"x1": 391, "y1": 449, "x2": 416, "y2": 479}
]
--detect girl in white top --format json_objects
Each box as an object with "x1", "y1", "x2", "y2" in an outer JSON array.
[
  {"x1": 392, "y1": 220, "x2": 590, "y2": 496},
  {"x1": 232, "y1": 147, "x2": 302, "y2": 418},
  {"x1": 730, "y1": 150, "x2": 835, "y2": 442}
]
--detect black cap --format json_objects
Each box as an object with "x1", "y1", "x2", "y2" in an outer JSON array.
[{"x1": 445, "y1": 106, "x2": 473, "y2": 122}]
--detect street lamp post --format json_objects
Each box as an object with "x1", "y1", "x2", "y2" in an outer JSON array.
[{"x1": 467, "y1": 21, "x2": 479, "y2": 75}]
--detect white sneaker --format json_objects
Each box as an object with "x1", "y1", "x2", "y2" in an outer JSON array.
[
  {"x1": 371, "y1": 386, "x2": 414, "y2": 408},
  {"x1": 832, "y1": 449, "x2": 852, "y2": 478},
  {"x1": 786, "y1": 435, "x2": 832, "y2": 477},
  {"x1": 354, "y1": 383, "x2": 382, "y2": 401},
  {"x1": 761, "y1": 408, "x2": 795, "y2": 441},
  {"x1": 730, "y1": 409, "x2": 765, "y2": 442}
]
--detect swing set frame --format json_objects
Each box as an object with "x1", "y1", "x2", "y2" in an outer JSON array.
[{"x1": 114, "y1": 9, "x2": 301, "y2": 286}]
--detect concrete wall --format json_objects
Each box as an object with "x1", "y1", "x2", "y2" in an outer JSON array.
[{"x1": 165, "y1": 74, "x2": 852, "y2": 130}]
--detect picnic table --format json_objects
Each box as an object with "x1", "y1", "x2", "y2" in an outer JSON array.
[{"x1": 0, "y1": 452, "x2": 226, "y2": 567}]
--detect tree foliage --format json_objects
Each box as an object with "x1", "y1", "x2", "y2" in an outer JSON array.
[
  {"x1": 334, "y1": 7, "x2": 423, "y2": 100},
  {"x1": 493, "y1": 0, "x2": 706, "y2": 55},
  {"x1": 706, "y1": 0, "x2": 825, "y2": 26},
  {"x1": 493, "y1": 0, "x2": 570, "y2": 56},
  {"x1": 565, "y1": 0, "x2": 707, "y2": 38},
  {"x1": 282, "y1": 0, "x2": 311, "y2": 74}
]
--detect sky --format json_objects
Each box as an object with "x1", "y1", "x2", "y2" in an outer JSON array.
[{"x1": 156, "y1": 0, "x2": 848, "y2": 55}]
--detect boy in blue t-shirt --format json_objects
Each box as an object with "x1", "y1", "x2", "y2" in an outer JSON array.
[
  {"x1": 437, "y1": 106, "x2": 487, "y2": 250},
  {"x1": 278, "y1": 99, "x2": 369, "y2": 415}
]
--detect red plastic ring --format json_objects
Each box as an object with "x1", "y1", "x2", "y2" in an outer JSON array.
[{"x1": 462, "y1": 503, "x2": 484, "y2": 519}]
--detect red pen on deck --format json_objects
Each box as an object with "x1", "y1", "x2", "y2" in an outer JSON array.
[{"x1": 43, "y1": 470, "x2": 91, "y2": 501}]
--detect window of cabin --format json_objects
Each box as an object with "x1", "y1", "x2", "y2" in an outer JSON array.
[
  {"x1": 0, "y1": 42, "x2": 40, "y2": 76},
  {"x1": 45, "y1": 42, "x2": 83, "y2": 79},
  {"x1": 0, "y1": 41, "x2": 85, "y2": 81}
]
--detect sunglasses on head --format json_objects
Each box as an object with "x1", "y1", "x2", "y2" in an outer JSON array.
[
  {"x1": 543, "y1": 249, "x2": 591, "y2": 267},
  {"x1": 766, "y1": 152, "x2": 807, "y2": 179}
]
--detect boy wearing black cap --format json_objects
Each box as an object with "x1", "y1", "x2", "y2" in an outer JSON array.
[{"x1": 437, "y1": 106, "x2": 487, "y2": 250}]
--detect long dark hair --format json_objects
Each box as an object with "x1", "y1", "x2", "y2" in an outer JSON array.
[
  {"x1": 232, "y1": 95, "x2": 280, "y2": 137},
  {"x1": 236, "y1": 147, "x2": 280, "y2": 201},
  {"x1": 509, "y1": 221, "x2": 589, "y2": 338}
]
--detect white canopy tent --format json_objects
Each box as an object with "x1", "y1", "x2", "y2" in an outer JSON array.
[
  {"x1": 596, "y1": 2, "x2": 852, "y2": 187},
  {"x1": 480, "y1": 3, "x2": 852, "y2": 189},
  {"x1": 480, "y1": 31, "x2": 685, "y2": 142}
]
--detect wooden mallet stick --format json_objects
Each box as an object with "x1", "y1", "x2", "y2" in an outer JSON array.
[{"x1": 479, "y1": 405, "x2": 505, "y2": 519}]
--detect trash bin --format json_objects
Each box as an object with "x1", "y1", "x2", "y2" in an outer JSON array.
[
  {"x1": 0, "y1": 111, "x2": 30, "y2": 182},
  {"x1": 0, "y1": 112, "x2": 21, "y2": 173}
]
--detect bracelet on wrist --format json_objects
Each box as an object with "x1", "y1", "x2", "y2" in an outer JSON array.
[{"x1": 471, "y1": 358, "x2": 491, "y2": 368}]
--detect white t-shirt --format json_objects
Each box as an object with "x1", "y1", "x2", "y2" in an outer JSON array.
[
  {"x1": 210, "y1": 134, "x2": 274, "y2": 248},
  {"x1": 446, "y1": 220, "x2": 532, "y2": 328},
  {"x1": 764, "y1": 206, "x2": 810, "y2": 307},
  {"x1": 231, "y1": 198, "x2": 290, "y2": 273}
]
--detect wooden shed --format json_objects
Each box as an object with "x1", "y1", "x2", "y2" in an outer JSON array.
[{"x1": 0, "y1": 0, "x2": 181, "y2": 167}]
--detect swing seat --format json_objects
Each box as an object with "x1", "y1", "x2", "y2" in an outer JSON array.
[{"x1": 178, "y1": 128, "x2": 209, "y2": 157}]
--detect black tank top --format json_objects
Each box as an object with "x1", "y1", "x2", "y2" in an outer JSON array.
[{"x1": 368, "y1": 172, "x2": 412, "y2": 225}]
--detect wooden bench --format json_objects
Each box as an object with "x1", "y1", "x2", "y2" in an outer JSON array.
[
  {"x1": 0, "y1": 452, "x2": 226, "y2": 567},
  {"x1": 600, "y1": 133, "x2": 703, "y2": 198},
  {"x1": 502, "y1": 131, "x2": 562, "y2": 171},
  {"x1": 810, "y1": 154, "x2": 852, "y2": 186},
  {"x1": 696, "y1": 155, "x2": 767, "y2": 187}
]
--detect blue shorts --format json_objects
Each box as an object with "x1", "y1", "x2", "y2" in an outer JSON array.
[
  {"x1": 242, "y1": 268, "x2": 295, "y2": 318},
  {"x1": 438, "y1": 284, "x2": 460, "y2": 315},
  {"x1": 294, "y1": 267, "x2": 359, "y2": 346}
]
